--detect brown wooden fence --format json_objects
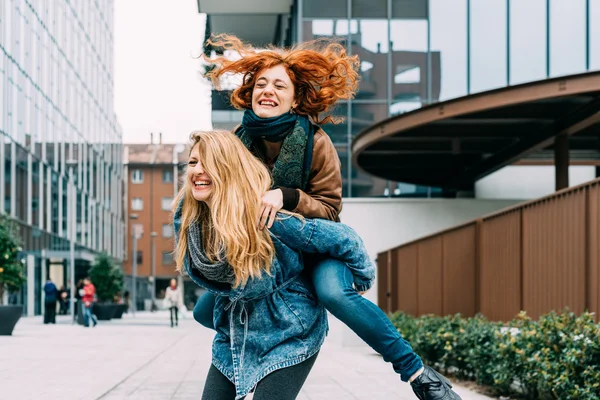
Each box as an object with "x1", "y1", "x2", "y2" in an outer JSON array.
[{"x1": 377, "y1": 178, "x2": 600, "y2": 321}]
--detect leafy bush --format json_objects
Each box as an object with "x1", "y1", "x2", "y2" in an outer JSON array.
[
  {"x1": 89, "y1": 253, "x2": 124, "y2": 303},
  {"x1": 389, "y1": 310, "x2": 600, "y2": 399},
  {"x1": 0, "y1": 215, "x2": 25, "y2": 304}
]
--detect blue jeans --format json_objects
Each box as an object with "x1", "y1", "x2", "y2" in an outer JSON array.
[
  {"x1": 82, "y1": 303, "x2": 97, "y2": 327},
  {"x1": 193, "y1": 257, "x2": 423, "y2": 381}
]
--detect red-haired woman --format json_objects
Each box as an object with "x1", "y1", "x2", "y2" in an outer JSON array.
[{"x1": 193, "y1": 34, "x2": 460, "y2": 400}]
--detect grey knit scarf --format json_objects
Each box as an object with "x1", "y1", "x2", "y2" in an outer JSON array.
[{"x1": 187, "y1": 221, "x2": 235, "y2": 285}]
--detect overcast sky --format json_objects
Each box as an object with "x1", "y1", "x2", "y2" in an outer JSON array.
[{"x1": 114, "y1": 0, "x2": 212, "y2": 144}]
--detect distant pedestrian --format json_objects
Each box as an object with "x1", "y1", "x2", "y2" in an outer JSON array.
[
  {"x1": 43, "y1": 279, "x2": 58, "y2": 324},
  {"x1": 164, "y1": 279, "x2": 183, "y2": 327},
  {"x1": 81, "y1": 277, "x2": 97, "y2": 327},
  {"x1": 57, "y1": 285, "x2": 68, "y2": 315}
]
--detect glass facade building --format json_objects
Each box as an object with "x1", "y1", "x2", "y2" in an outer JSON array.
[
  {"x1": 295, "y1": 0, "x2": 600, "y2": 197},
  {"x1": 0, "y1": 0, "x2": 124, "y2": 315}
]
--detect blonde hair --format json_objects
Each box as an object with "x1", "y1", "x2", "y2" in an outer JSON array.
[{"x1": 173, "y1": 130, "x2": 275, "y2": 288}]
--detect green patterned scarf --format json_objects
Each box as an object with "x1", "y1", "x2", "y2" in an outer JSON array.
[{"x1": 236, "y1": 111, "x2": 314, "y2": 190}]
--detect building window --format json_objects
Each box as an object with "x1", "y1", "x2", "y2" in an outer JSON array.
[
  {"x1": 136, "y1": 251, "x2": 143, "y2": 265},
  {"x1": 131, "y1": 169, "x2": 143, "y2": 183},
  {"x1": 131, "y1": 198, "x2": 143, "y2": 211},
  {"x1": 162, "y1": 251, "x2": 173, "y2": 264},
  {"x1": 162, "y1": 170, "x2": 173, "y2": 183},
  {"x1": 161, "y1": 197, "x2": 172, "y2": 211},
  {"x1": 162, "y1": 224, "x2": 173, "y2": 238}
]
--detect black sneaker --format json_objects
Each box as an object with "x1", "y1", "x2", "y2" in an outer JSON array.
[{"x1": 410, "y1": 366, "x2": 462, "y2": 400}]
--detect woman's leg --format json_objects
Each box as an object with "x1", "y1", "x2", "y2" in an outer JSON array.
[
  {"x1": 174, "y1": 306, "x2": 179, "y2": 326},
  {"x1": 253, "y1": 352, "x2": 319, "y2": 400},
  {"x1": 311, "y1": 257, "x2": 423, "y2": 382},
  {"x1": 193, "y1": 292, "x2": 216, "y2": 329},
  {"x1": 201, "y1": 364, "x2": 237, "y2": 400},
  {"x1": 170, "y1": 306, "x2": 175, "y2": 327}
]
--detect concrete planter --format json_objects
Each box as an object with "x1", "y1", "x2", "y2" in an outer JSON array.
[
  {"x1": 111, "y1": 304, "x2": 127, "y2": 319},
  {"x1": 0, "y1": 305, "x2": 23, "y2": 335},
  {"x1": 93, "y1": 303, "x2": 116, "y2": 320}
]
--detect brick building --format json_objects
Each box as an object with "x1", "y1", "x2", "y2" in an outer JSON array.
[{"x1": 123, "y1": 134, "x2": 189, "y2": 310}]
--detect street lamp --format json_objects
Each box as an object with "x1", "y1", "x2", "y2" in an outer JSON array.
[
  {"x1": 129, "y1": 214, "x2": 142, "y2": 316},
  {"x1": 150, "y1": 231, "x2": 158, "y2": 311},
  {"x1": 66, "y1": 158, "x2": 77, "y2": 324}
]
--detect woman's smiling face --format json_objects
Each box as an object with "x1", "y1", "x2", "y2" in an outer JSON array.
[
  {"x1": 187, "y1": 144, "x2": 214, "y2": 204},
  {"x1": 251, "y1": 64, "x2": 296, "y2": 118}
]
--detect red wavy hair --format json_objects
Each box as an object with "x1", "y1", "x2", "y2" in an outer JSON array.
[{"x1": 203, "y1": 34, "x2": 360, "y2": 125}]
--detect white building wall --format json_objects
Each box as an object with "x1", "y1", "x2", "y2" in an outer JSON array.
[{"x1": 475, "y1": 166, "x2": 596, "y2": 200}]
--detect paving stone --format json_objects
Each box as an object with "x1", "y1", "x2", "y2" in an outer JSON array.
[{"x1": 1, "y1": 311, "x2": 494, "y2": 399}]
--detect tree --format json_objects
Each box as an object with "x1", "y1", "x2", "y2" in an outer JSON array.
[
  {"x1": 89, "y1": 253, "x2": 124, "y2": 303},
  {"x1": 0, "y1": 215, "x2": 25, "y2": 305}
]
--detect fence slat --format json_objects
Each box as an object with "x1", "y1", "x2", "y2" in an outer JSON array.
[{"x1": 442, "y1": 224, "x2": 477, "y2": 317}]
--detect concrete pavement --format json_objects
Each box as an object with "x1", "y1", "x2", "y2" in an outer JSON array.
[{"x1": 1, "y1": 310, "x2": 495, "y2": 400}]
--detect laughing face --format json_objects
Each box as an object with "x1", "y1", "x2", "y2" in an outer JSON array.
[
  {"x1": 187, "y1": 145, "x2": 214, "y2": 204},
  {"x1": 251, "y1": 64, "x2": 296, "y2": 118}
]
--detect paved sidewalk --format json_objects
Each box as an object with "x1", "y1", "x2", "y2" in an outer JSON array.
[{"x1": 1, "y1": 310, "x2": 494, "y2": 400}]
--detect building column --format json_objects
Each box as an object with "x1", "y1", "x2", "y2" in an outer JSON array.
[
  {"x1": 554, "y1": 133, "x2": 569, "y2": 191},
  {"x1": 27, "y1": 254, "x2": 35, "y2": 317}
]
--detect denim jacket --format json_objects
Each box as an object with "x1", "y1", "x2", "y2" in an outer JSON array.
[{"x1": 173, "y1": 206, "x2": 375, "y2": 399}]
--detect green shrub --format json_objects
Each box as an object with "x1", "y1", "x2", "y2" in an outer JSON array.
[
  {"x1": 89, "y1": 253, "x2": 124, "y2": 303},
  {"x1": 389, "y1": 310, "x2": 600, "y2": 399},
  {"x1": 0, "y1": 215, "x2": 25, "y2": 304}
]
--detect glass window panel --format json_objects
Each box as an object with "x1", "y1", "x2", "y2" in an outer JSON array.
[
  {"x1": 549, "y1": 0, "x2": 586, "y2": 77},
  {"x1": 51, "y1": 170, "x2": 59, "y2": 234},
  {"x1": 15, "y1": 145, "x2": 28, "y2": 221},
  {"x1": 350, "y1": 19, "x2": 389, "y2": 100},
  {"x1": 303, "y1": 0, "x2": 348, "y2": 18},
  {"x1": 131, "y1": 169, "x2": 143, "y2": 183},
  {"x1": 162, "y1": 169, "x2": 173, "y2": 183},
  {"x1": 162, "y1": 223, "x2": 173, "y2": 238},
  {"x1": 161, "y1": 197, "x2": 172, "y2": 211},
  {"x1": 302, "y1": 19, "x2": 350, "y2": 41},
  {"x1": 349, "y1": 102, "x2": 389, "y2": 197},
  {"x1": 162, "y1": 251, "x2": 173, "y2": 265},
  {"x1": 430, "y1": 0, "x2": 468, "y2": 100},
  {"x1": 470, "y1": 0, "x2": 507, "y2": 93},
  {"x1": 131, "y1": 197, "x2": 143, "y2": 211},
  {"x1": 32, "y1": 158, "x2": 40, "y2": 227},
  {"x1": 591, "y1": 0, "x2": 600, "y2": 70},
  {"x1": 62, "y1": 176, "x2": 68, "y2": 235},
  {"x1": 390, "y1": 19, "x2": 429, "y2": 110},
  {"x1": 392, "y1": 0, "x2": 429, "y2": 19},
  {"x1": 4, "y1": 141, "x2": 11, "y2": 214},
  {"x1": 352, "y1": 0, "x2": 387, "y2": 19},
  {"x1": 510, "y1": 0, "x2": 547, "y2": 85}
]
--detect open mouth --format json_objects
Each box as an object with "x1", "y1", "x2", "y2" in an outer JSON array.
[
  {"x1": 193, "y1": 180, "x2": 211, "y2": 188},
  {"x1": 259, "y1": 99, "x2": 278, "y2": 107}
]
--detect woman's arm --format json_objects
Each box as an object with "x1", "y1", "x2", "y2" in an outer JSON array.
[{"x1": 270, "y1": 216, "x2": 375, "y2": 292}]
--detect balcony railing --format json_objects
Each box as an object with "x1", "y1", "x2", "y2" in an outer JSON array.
[{"x1": 377, "y1": 177, "x2": 600, "y2": 321}]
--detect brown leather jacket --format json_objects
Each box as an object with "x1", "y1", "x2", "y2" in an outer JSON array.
[
  {"x1": 289, "y1": 128, "x2": 342, "y2": 221},
  {"x1": 238, "y1": 127, "x2": 343, "y2": 222}
]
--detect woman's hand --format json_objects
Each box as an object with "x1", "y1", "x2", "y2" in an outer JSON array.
[{"x1": 258, "y1": 189, "x2": 284, "y2": 230}]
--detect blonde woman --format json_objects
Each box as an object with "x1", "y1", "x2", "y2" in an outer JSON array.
[{"x1": 173, "y1": 130, "x2": 374, "y2": 400}]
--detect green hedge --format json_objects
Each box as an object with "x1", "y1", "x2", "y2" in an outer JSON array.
[{"x1": 390, "y1": 310, "x2": 600, "y2": 399}]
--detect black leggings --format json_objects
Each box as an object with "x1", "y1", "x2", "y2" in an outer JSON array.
[
  {"x1": 201, "y1": 352, "x2": 319, "y2": 400},
  {"x1": 170, "y1": 306, "x2": 179, "y2": 326}
]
